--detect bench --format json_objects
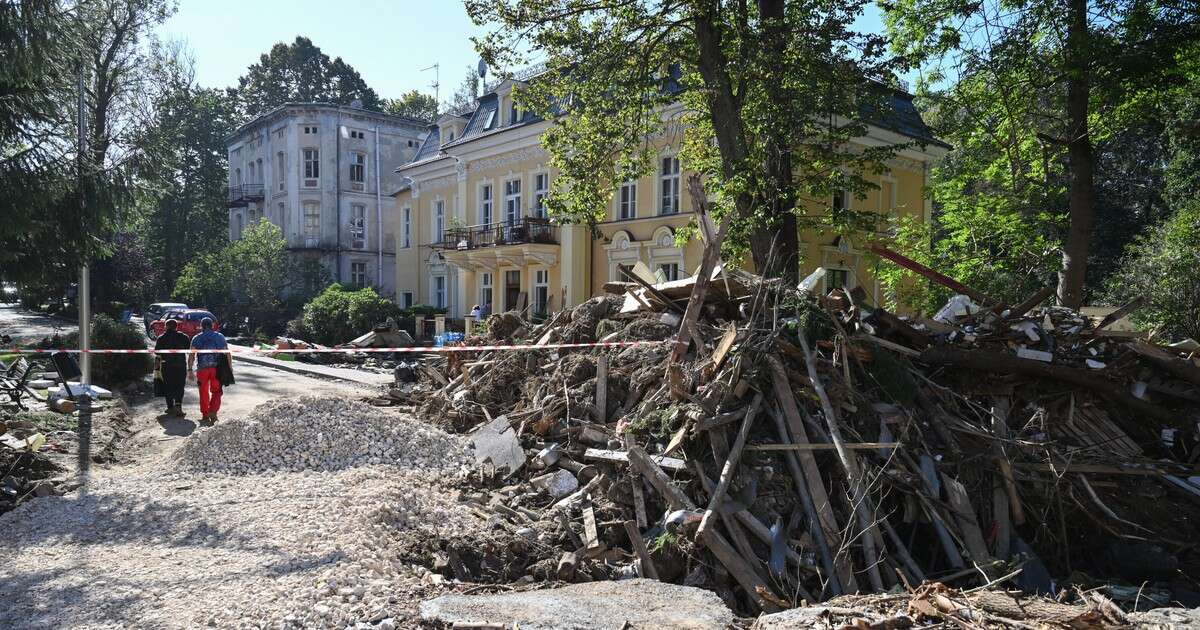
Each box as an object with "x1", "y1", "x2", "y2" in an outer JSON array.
[{"x1": 0, "y1": 357, "x2": 37, "y2": 410}]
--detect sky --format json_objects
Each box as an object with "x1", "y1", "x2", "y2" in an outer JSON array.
[{"x1": 159, "y1": 0, "x2": 890, "y2": 102}]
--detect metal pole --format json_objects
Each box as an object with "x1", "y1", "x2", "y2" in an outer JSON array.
[
  {"x1": 76, "y1": 62, "x2": 90, "y2": 386},
  {"x1": 375, "y1": 125, "x2": 382, "y2": 291}
]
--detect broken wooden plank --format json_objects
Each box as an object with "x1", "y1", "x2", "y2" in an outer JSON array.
[
  {"x1": 1008, "y1": 285, "x2": 1057, "y2": 319},
  {"x1": 943, "y1": 474, "x2": 992, "y2": 563},
  {"x1": 766, "y1": 355, "x2": 850, "y2": 595},
  {"x1": 796, "y1": 333, "x2": 885, "y2": 592},
  {"x1": 622, "y1": 520, "x2": 660, "y2": 580},
  {"x1": 745, "y1": 442, "x2": 899, "y2": 451},
  {"x1": 694, "y1": 407, "x2": 748, "y2": 433},
  {"x1": 1012, "y1": 462, "x2": 1172, "y2": 475},
  {"x1": 667, "y1": 174, "x2": 729, "y2": 364},
  {"x1": 708, "y1": 323, "x2": 739, "y2": 377},
  {"x1": 699, "y1": 394, "x2": 761, "y2": 536},
  {"x1": 594, "y1": 355, "x2": 608, "y2": 423},
  {"x1": 582, "y1": 497, "x2": 601, "y2": 551},
  {"x1": 631, "y1": 477, "x2": 648, "y2": 529},
  {"x1": 1096, "y1": 296, "x2": 1146, "y2": 330},
  {"x1": 583, "y1": 447, "x2": 687, "y2": 472}
]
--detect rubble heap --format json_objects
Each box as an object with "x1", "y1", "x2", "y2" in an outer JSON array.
[
  {"x1": 173, "y1": 397, "x2": 471, "y2": 475},
  {"x1": 406, "y1": 260, "x2": 1200, "y2": 620}
]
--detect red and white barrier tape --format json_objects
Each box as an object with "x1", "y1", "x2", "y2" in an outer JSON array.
[{"x1": 2, "y1": 339, "x2": 671, "y2": 355}]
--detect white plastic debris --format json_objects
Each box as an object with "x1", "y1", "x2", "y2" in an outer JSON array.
[
  {"x1": 934, "y1": 294, "x2": 980, "y2": 324},
  {"x1": 1016, "y1": 347, "x2": 1053, "y2": 362}
]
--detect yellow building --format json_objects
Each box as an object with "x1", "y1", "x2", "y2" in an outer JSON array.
[{"x1": 392, "y1": 79, "x2": 948, "y2": 317}]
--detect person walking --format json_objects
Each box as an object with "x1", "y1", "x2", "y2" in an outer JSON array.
[
  {"x1": 153, "y1": 318, "x2": 189, "y2": 416},
  {"x1": 187, "y1": 317, "x2": 227, "y2": 423}
]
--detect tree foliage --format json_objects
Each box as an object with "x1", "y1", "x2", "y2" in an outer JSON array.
[
  {"x1": 297, "y1": 284, "x2": 402, "y2": 346},
  {"x1": 233, "y1": 36, "x2": 381, "y2": 120},
  {"x1": 383, "y1": 89, "x2": 438, "y2": 121},
  {"x1": 467, "y1": 0, "x2": 910, "y2": 282},
  {"x1": 884, "y1": 0, "x2": 1197, "y2": 307}
]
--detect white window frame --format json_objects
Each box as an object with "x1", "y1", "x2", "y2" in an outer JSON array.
[
  {"x1": 401, "y1": 206, "x2": 412, "y2": 248},
  {"x1": 533, "y1": 173, "x2": 549, "y2": 219},
  {"x1": 350, "y1": 204, "x2": 367, "y2": 249},
  {"x1": 248, "y1": 161, "x2": 256, "y2": 184},
  {"x1": 303, "y1": 201, "x2": 320, "y2": 237},
  {"x1": 480, "y1": 183, "x2": 493, "y2": 225},
  {"x1": 504, "y1": 178, "x2": 521, "y2": 224},
  {"x1": 303, "y1": 125, "x2": 318, "y2": 135},
  {"x1": 533, "y1": 268, "x2": 549, "y2": 315},
  {"x1": 657, "y1": 262, "x2": 681, "y2": 283},
  {"x1": 659, "y1": 156, "x2": 680, "y2": 215},
  {"x1": 433, "y1": 275, "x2": 447, "y2": 309},
  {"x1": 433, "y1": 199, "x2": 445, "y2": 243},
  {"x1": 303, "y1": 148, "x2": 319, "y2": 186},
  {"x1": 480, "y1": 272, "x2": 493, "y2": 312},
  {"x1": 618, "y1": 181, "x2": 637, "y2": 220},
  {"x1": 351, "y1": 261, "x2": 368, "y2": 287},
  {"x1": 275, "y1": 151, "x2": 285, "y2": 191},
  {"x1": 824, "y1": 267, "x2": 853, "y2": 293},
  {"x1": 400, "y1": 291, "x2": 414, "y2": 308},
  {"x1": 349, "y1": 152, "x2": 366, "y2": 189}
]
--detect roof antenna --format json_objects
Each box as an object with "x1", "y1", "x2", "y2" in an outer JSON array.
[{"x1": 421, "y1": 63, "x2": 440, "y2": 113}]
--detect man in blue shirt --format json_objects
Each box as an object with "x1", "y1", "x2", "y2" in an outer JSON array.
[{"x1": 187, "y1": 317, "x2": 228, "y2": 423}]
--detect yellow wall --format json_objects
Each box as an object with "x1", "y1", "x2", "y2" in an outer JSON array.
[{"x1": 395, "y1": 128, "x2": 936, "y2": 316}]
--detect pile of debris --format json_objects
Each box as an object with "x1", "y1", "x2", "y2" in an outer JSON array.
[
  {"x1": 0, "y1": 418, "x2": 61, "y2": 514},
  {"x1": 172, "y1": 397, "x2": 472, "y2": 475},
  {"x1": 405, "y1": 250, "x2": 1200, "y2": 620}
]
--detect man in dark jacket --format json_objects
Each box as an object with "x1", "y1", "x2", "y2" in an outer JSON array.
[{"x1": 153, "y1": 318, "x2": 189, "y2": 415}]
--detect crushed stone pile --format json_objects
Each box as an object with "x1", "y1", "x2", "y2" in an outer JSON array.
[{"x1": 172, "y1": 396, "x2": 471, "y2": 475}]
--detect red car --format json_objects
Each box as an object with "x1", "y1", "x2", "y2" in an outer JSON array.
[{"x1": 150, "y1": 309, "x2": 219, "y2": 338}]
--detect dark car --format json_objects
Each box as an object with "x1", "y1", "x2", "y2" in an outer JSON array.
[
  {"x1": 150, "y1": 308, "x2": 218, "y2": 338},
  {"x1": 144, "y1": 302, "x2": 187, "y2": 337}
]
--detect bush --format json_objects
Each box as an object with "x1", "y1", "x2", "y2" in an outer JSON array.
[
  {"x1": 1103, "y1": 201, "x2": 1200, "y2": 341},
  {"x1": 300, "y1": 284, "x2": 404, "y2": 346},
  {"x1": 40, "y1": 315, "x2": 152, "y2": 386}
]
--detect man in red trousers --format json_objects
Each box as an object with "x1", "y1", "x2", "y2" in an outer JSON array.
[{"x1": 186, "y1": 317, "x2": 228, "y2": 423}]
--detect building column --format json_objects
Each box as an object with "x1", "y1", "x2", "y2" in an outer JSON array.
[{"x1": 559, "y1": 224, "x2": 591, "y2": 308}]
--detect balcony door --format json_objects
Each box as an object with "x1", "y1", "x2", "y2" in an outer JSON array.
[{"x1": 504, "y1": 269, "x2": 522, "y2": 312}]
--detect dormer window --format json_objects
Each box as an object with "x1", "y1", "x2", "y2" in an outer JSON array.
[{"x1": 510, "y1": 102, "x2": 519, "y2": 125}]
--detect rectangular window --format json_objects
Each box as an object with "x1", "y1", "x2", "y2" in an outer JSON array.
[
  {"x1": 533, "y1": 269, "x2": 549, "y2": 316},
  {"x1": 303, "y1": 201, "x2": 320, "y2": 237},
  {"x1": 303, "y1": 148, "x2": 319, "y2": 185},
  {"x1": 350, "y1": 204, "x2": 366, "y2": 249},
  {"x1": 833, "y1": 189, "x2": 848, "y2": 214},
  {"x1": 533, "y1": 173, "x2": 549, "y2": 219},
  {"x1": 825, "y1": 268, "x2": 851, "y2": 293},
  {"x1": 433, "y1": 276, "x2": 446, "y2": 309},
  {"x1": 349, "y1": 129, "x2": 365, "y2": 140},
  {"x1": 480, "y1": 272, "x2": 493, "y2": 312},
  {"x1": 275, "y1": 152, "x2": 285, "y2": 191},
  {"x1": 660, "y1": 156, "x2": 680, "y2": 214},
  {"x1": 504, "y1": 179, "x2": 521, "y2": 224},
  {"x1": 351, "y1": 261, "x2": 367, "y2": 287},
  {"x1": 400, "y1": 291, "x2": 414, "y2": 308},
  {"x1": 434, "y1": 200, "x2": 445, "y2": 242},
  {"x1": 349, "y1": 152, "x2": 366, "y2": 186},
  {"x1": 401, "y1": 207, "x2": 412, "y2": 248},
  {"x1": 504, "y1": 269, "x2": 521, "y2": 311},
  {"x1": 303, "y1": 125, "x2": 318, "y2": 134},
  {"x1": 619, "y1": 181, "x2": 637, "y2": 220},
  {"x1": 480, "y1": 184, "x2": 493, "y2": 225},
  {"x1": 657, "y1": 262, "x2": 681, "y2": 283}
]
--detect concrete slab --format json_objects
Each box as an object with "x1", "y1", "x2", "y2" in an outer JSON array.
[{"x1": 419, "y1": 579, "x2": 734, "y2": 630}]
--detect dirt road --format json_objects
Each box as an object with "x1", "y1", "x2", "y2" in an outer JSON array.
[{"x1": 0, "y1": 304, "x2": 451, "y2": 629}]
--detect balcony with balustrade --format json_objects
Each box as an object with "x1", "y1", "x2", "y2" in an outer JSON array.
[
  {"x1": 431, "y1": 217, "x2": 560, "y2": 270},
  {"x1": 225, "y1": 183, "x2": 265, "y2": 208}
]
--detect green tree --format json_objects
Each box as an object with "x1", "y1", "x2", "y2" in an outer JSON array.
[
  {"x1": 383, "y1": 89, "x2": 438, "y2": 121},
  {"x1": 1, "y1": 0, "x2": 173, "y2": 288},
  {"x1": 885, "y1": 0, "x2": 1196, "y2": 307},
  {"x1": 467, "y1": 0, "x2": 907, "y2": 282},
  {"x1": 443, "y1": 65, "x2": 481, "y2": 114},
  {"x1": 299, "y1": 284, "x2": 402, "y2": 346},
  {"x1": 137, "y1": 45, "x2": 237, "y2": 300},
  {"x1": 233, "y1": 36, "x2": 381, "y2": 119},
  {"x1": 173, "y1": 221, "x2": 291, "y2": 333}
]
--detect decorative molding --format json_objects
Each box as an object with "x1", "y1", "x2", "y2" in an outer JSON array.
[{"x1": 468, "y1": 147, "x2": 547, "y2": 173}]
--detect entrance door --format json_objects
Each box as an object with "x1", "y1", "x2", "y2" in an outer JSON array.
[{"x1": 504, "y1": 270, "x2": 521, "y2": 312}]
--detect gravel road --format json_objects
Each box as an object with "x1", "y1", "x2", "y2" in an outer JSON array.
[{"x1": 1, "y1": 393, "x2": 479, "y2": 629}]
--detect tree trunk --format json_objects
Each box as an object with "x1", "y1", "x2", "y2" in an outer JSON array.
[
  {"x1": 1057, "y1": 0, "x2": 1094, "y2": 309},
  {"x1": 750, "y1": 0, "x2": 801, "y2": 284}
]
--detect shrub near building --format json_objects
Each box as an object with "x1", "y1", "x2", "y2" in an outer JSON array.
[{"x1": 294, "y1": 284, "x2": 405, "y2": 346}]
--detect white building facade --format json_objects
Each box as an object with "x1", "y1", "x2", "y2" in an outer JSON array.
[{"x1": 226, "y1": 103, "x2": 428, "y2": 297}]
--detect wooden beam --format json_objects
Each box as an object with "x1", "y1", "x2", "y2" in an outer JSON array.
[
  {"x1": 699, "y1": 394, "x2": 761, "y2": 535},
  {"x1": 867, "y1": 242, "x2": 997, "y2": 306},
  {"x1": 746, "y1": 442, "x2": 899, "y2": 451},
  {"x1": 623, "y1": 520, "x2": 660, "y2": 579}
]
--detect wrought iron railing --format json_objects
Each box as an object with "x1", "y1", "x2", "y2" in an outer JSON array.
[
  {"x1": 433, "y1": 217, "x2": 558, "y2": 250},
  {"x1": 225, "y1": 183, "x2": 265, "y2": 206}
]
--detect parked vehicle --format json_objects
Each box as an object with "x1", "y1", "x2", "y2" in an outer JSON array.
[
  {"x1": 149, "y1": 308, "x2": 218, "y2": 338},
  {"x1": 143, "y1": 302, "x2": 187, "y2": 337}
]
